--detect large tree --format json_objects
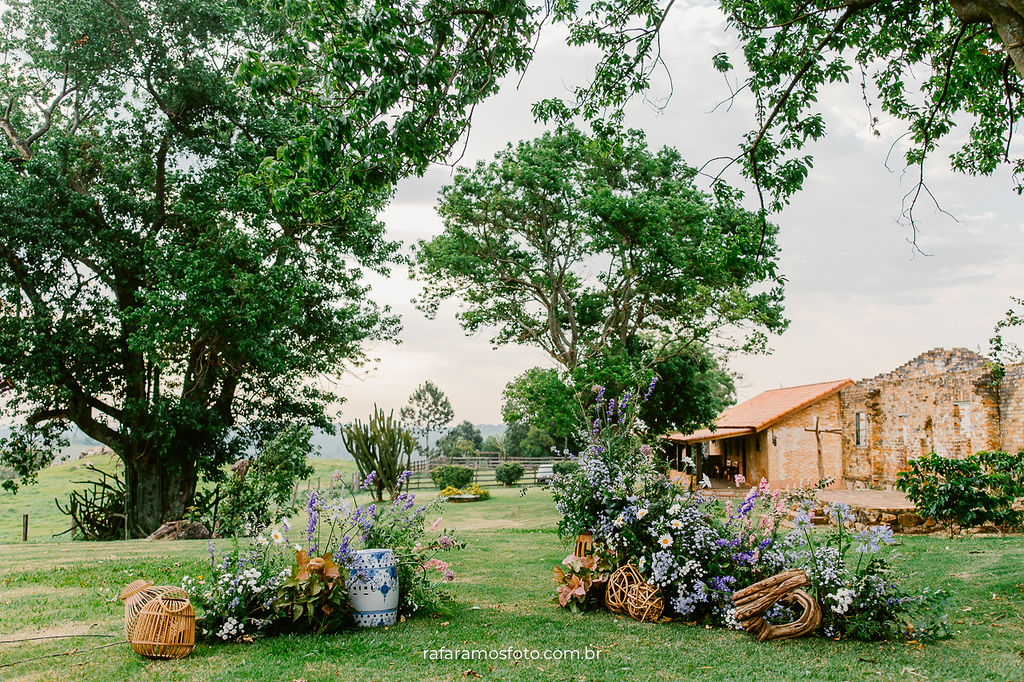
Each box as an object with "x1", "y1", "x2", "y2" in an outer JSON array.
[
  {"x1": 0, "y1": 0, "x2": 534, "y2": 535},
  {"x1": 548, "y1": 0, "x2": 1024, "y2": 223},
  {"x1": 413, "y1": 125, "x2": 788, "y2": 380}
]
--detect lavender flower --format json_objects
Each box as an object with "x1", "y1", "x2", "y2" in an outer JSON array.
[
  {"x1": 437, "y1": 535, "x2": 455, "y2": 550},
  {"x1": 361, "y1": 471, "x2": 377, "y2": 490},
  {"x1": 643, "y1": 375, "x2": 658, "y2": 401},
  {"x1": 306, "y1": 491, "x2": 319, "y2": 554}
]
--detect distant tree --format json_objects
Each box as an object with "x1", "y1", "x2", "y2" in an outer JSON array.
[
  {"x1": 481, "y1": 434, "x2": 505, "y2": 456},
  {"x1": 502, "y1": 368, "x2": 580, "y2": 451},
  {"x1": 400, "y1": 381, "x2": 454, "y2": 457},
  {"x1": 444, "y1": 421, "x2": 484, "y2": 451},
  {"x1": 519, "y1": 426, "x2": 557, "y2": 458},
  {"x1": 501, "y1": 421, "x2": 531, "y2": 459}
]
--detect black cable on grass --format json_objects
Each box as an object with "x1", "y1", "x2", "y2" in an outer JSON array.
[
  {"x1": 0, "y1": 640, "x2": 124, "y2": 669},
  {"x1": 0, "y1": 634, "x2": 118, "y2": 644}
]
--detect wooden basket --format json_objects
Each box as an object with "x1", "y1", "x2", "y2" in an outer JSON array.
[
  {"x1": 130, "y1": 595, "x2": 196, "y2": 659},
  {"x1": 626, "y1": 582, "x2": 664, "y2": 623},
  {"x1": 120, "y1": 579, "x2": 190, "y2": 641},
  {"x1": 604, "y1": 564, "x2": 642, "y2": 614}
]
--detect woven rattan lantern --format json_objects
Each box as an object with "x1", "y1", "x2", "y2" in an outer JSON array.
[
  {"x1": 626, "y1": 582, "x2": 664, "y2": 623},
  {"x1": 120, "y1": 579, "x2": 190, "y2": 641},
  {"x1": 573, "y1": 532, "x2": 595, "y2": 558},
  {"x1": 130, "y1": 595, "x2": 196, "y2": 659},
  {"x1": 604, "y1": 564, "x2": 642, "y2": 614}
]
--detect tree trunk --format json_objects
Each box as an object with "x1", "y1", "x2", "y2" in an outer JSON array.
[{"x1": 123, "y1": 448, "x2": 198, "y2": 538}]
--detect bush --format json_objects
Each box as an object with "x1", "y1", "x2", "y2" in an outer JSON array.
[
  {"x1": 430, "y1": 465, "x2": 473, "y2": 490},
  {"x1": 896, "y1": 450, "x2": 1024, "y2": 537},
  {"x1": 495, "y1": 462, "x2": 525, "y2": 486},
  {"x1": 552, "y1": 461, "x2": 580, "y2": 477}
]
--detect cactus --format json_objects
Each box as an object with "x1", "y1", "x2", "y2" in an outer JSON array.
[{"x1": 340, "y1": 406, "x2": 415, "y2": 501}]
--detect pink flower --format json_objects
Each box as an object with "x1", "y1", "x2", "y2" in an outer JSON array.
[
  {"x1": 758, "y1": 478, "x2": 770, "y2": 494},
  {"x1": 423, "y1": 558, "x2": 451, "y2": 572},
  {"x1": 430, "y1": 517, "x2": 442, "y2": 532},
  {"x1": 734, "y1": 473, "x2": 746, "y2": 487}
]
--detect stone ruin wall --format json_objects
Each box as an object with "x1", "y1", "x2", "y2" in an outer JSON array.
[{"x1": 840, "y1": 348, "x2": 1009, "y2": 488}]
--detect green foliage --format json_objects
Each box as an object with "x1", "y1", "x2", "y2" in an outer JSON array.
[
  {"x1": 54, "y1": 463, "x2": 126, "y2": 541},
  {"x1": 495, "y1": 462, "x2": 525, "y2": 487},
  {"x1": 429, "y1": 465, "x2": 474, "y2": 491},
  {"x1": 552, "y1": 461, "x2": 580, "y2": 477},
  {"x1": 414, "y1": 125, "x2": 787, "y2": 374},
  {"x1": 896, "y1": 451, "x2": 1024, "y2": 537},
  {"x1": 502, "y1": 368, "x2": 580, "y2": 450},
  {"x1": 481, "y1": 435, "x2": 504, "y2": 455},
  {"x1": 500, "y1": 422, "x2": 531, "y2": 459},
  {"x1": 437, "y1": 421, "x2": 482, "y2": 459},
  {"x1": 213, "y1": 426, "x2": 316, "y2": 537},
  {"x1": 235, "y1": 0, "x2": 537, "y2": 222},
  {"x1": 400, "y1": 381, "x2": 454, "y2": 457},
  {"x1": 339, "y1": 408, "x2": 415, "y2": 502},
  {"x1": 0, "y1": 0, "x2": 405, "y2": 534},
  {"x1": 519, "y1": 426, "x2": 557, "y2": 458},
  {"x1": 272, "y1": 550, "x2": 350, "y2": 634},
  {"x1": 547, "y1": 0, "x2": 1024, "y2": 212}
]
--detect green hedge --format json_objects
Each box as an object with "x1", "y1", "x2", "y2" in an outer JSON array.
[
  {"x1": 495, "y1": 462, "x2": 525, "y2": 486},
  {"x1": 430, "y1": 465, "x2": 474, "y2": 490},
  {"x1": 553, "y1": 461, "x2": 580, "y2": 477}
]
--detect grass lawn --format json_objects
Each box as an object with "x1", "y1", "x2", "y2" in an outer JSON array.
[{"x1": 1, "y1": 487, "x2": 1023, "y2": 681}]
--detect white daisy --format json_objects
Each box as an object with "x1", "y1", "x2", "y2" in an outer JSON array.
[
  {"x1": 670, "y1": 519, "x2": 683, "y2": 529},
  {"x1": 636, "y1": 508, "x2": 649, "y2": 519},
  {"x1": 271, "y1": 529, "x2": 283, "y2": 544},
  {"x1": 658, "y1": 534, "x2": 673, "y2": 548},
  {"x1": 613, "y1": 515, "x2": 626, "y2": 527}
]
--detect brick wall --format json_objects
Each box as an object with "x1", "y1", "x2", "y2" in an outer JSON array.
[
  {"x1": 765, "y1": 393, "x2": 843, "y2": 488},
  {"x1": 839, "y1": 348, "x2": 1004, "y2": 488}
]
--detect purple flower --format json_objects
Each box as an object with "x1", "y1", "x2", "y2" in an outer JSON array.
[
  {"x1": 396, "y1": 470, "x2": 413, "y2": 488},
  {"x1": 442, "y1": 569, "x2": 456, "y2": 582},
  {"x1": 644, "y1": 375, "x2": 659, "y2": 401},
  {"x1": 306, "y1": 491, "x2": 319, "y2": 554},
  {"x1": 334, "y1": 535, "x2": 354, "y2": 566},
  {"x1": 361, "y1": 471, "x2": 377, "y2": 490},
  {"x1": 437, "y1": 535, "x2": 455, "y2": 550},
  {"x1": 607, "y1": 398, "x2": 616, "y2": 417}
]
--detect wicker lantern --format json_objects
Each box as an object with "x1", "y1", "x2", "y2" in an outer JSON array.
[
  {"x1": 625, "y1": 582, "x2": 664, "y2": 623},
  {"x1": 604, "y1": 564, "x2": 642, "y2": 614},
  {"x1": 130, "y1": 595, "x2": 196, "y2": 659},
  {"x1": 573, "y1": 532, "x2": 595, "y2": 558},
  {"x1": 120, "y1": 580, "x2": 190, "y2": 641}
]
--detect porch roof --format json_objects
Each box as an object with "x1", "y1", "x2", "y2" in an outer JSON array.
[{"x1": 662, "y1": 378, "x2": 853, "y2": 445}]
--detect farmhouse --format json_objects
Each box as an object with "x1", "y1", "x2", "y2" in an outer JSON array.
[
  {"x1": 664, "y1": 379, "x2": 853, "y2": 489},
  {"x1": 665, "y1": 348, "x2": 1024, "y2": 490}
]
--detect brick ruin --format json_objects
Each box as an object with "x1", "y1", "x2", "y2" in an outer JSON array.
[{"x1": 839, "y1": 347, "x2": 1024, "y2": 489}]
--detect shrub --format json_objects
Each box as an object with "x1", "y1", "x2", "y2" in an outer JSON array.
[
  {"x1": 495, "y1": 462, "x2": 525, "y2": 486},
  {"x1": 430, "y1": 465, "x2": 473, "y2": 490},
  {"x1": 896, "y1": 450, "x2": 1024, "y2": 537},
  {"x1": 209, "y1": 426, "x2": 315, "y2": 537},
  {"x1": 552, "y1": 461, "x2": 580, "y2": 477}
]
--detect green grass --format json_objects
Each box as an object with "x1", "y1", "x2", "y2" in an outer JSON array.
[{"x1": 1, "y1": 488, "x2": 1023, "y2": 681}]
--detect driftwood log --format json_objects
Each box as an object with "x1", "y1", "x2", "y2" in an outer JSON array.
[{"x1": 732, "y1": 569, "x2": 822, "y2": 642}]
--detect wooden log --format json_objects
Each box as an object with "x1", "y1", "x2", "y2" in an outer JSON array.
[{"x1": 731, "y1": 569, "x2": 822, "y2": 643}]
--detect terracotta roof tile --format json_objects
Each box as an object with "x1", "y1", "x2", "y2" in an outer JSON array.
[{"x1": 664, "y1": 379, "x2": 853, "y2": 443}]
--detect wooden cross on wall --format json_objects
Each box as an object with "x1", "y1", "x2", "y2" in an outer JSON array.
[{"x1": 804, "y1": 416, "x2": 841, "y2": 481}]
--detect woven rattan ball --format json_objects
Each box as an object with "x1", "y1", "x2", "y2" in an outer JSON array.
[
  {"x1": 604, "y1": 564, "x2": 642, "y2": 614},
  {"x1": 130, "y1": 595, "x2": 196, "y2": 659},
  {"x1": 120, "y1": 579, "x2": 190, "y2": 641},
  {"x1": 626, "y1": 582, "x2": 664, "y2": 623}
]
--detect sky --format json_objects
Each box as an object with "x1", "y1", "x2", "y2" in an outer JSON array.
[{"x1": 333, "y1": 3, "x2": 1024, "y2": 425}]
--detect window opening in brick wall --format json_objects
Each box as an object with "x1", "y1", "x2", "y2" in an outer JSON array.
[{"x1": 855, "y1": 412, "x2": 866, "y2": 446}]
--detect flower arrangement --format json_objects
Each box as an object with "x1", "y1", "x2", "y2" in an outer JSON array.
[
  {"x1": 550, "y1": 381, "x2": 950, "y2": 642},
  {"x1": 185, "y1": 469, "x2": 464, "y2": 640}
]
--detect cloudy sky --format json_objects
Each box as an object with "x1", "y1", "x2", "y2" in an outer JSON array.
[{"x1": 334, "y1": 2, "x2": 1024, "y2": 425}]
